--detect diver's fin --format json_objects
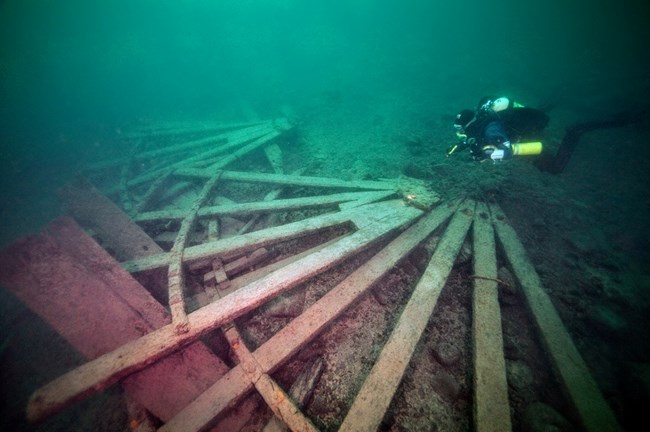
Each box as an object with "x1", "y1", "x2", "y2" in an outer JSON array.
[{"x1": 540, "y1": 107, "x2": 649, "y2": 174}]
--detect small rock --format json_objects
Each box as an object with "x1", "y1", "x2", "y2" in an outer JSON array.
[
  {"x1": 432, "y1": 370, "x2": 461, "y2": 402},
  {"x1": 372, "y1": 274, "x2": 402, "y2": 306},
  {"x1": 431, "y1": 341, "x2": 461, "y2": 367}
]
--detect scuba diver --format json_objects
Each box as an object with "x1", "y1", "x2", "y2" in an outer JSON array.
[
  {"x1": 449, "y1": 96, "x2": 549, "y2": 162},
  {"x1": 448, "y1": 95, "x2": 647, "y2": 173}
]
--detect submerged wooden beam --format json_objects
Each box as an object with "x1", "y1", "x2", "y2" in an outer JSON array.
[
  {"x1": 160, "y1": 201, "x2": 458, "y2": 432},
  {"x1": 123, "y1": 120, "x2": 267, "y2": 139},
  {"x1": 339, "y1": 200, "x2": 475, "y2": 432},
  {"x1": 126, "y1": 124, "x2": 279, "y2": 188},
  {"x1": 134, "y1": 190, "x2": 395, "y2": 222},
  {"x1": 24, "y1": 200, "x2": 421, "y2": 424},
  {"x1": 224, "y1": 326, "x2": 318, "y2": 432},
  {"x1": 489, "y1": 203, "x2": 622, "y2": 432},
  {"x1": 237, "y1": 167, "x2": 307, "y2": 235},
  {"x1": 472, "y1": 201, "x2": 511, "y2": 432},
  {"x1": 176, "y1": 169, "x2": 398, "y2": 191},
  {"x1": 90, "y1": 121, "x2": 273, "y2": 175},
  {"x1": 168, "y1": 170, "x2": 222, "y2": 333},
  {"x1": 123, "y1": 202, "x2": 365, "y2": 273},
  {"x1": 135, "y1": 171, "x2": 172, "y2": 214},
  {"x1": 263, "y1": 358, "x2": 325, "y2": 432},
  {"x1": 0, "y1": 217, "x2": 229, "y2": 423},
  {"x1": 58, "y1": 180, "x2": 163, "y2": 261}
]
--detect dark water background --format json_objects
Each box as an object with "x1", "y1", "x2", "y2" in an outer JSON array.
[
  {"x1": 2, "y1": 0, "x2": 648, "y2": 172},
  {"x1": 1, "y1": 1, "x2": 650, "y2": 430},
  {"x1": 2, "y1": 0, "x2": 648, "y2": 245}
]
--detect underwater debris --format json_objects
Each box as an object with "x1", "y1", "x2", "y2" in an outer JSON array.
[{"x1": 0, "y1": 119, "x2": 624, "y2": 432}]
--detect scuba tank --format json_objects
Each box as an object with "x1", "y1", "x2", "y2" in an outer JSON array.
[{"x1": 512, "y1": 142, "x2": 543, "y2": 156}]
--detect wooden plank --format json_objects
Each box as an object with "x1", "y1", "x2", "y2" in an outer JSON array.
[
  {"x1": 237, "y1": 167, "x2": 307, "y2": 235},
  {"x1": 262, "y1": 358, "x2": 324, "y2": 432},
  {"x1": 160, "y1": 201, "x2": 458, "y2": 432},
  {"x1": 338, "y1": 190, "x2": 396, "y2": 210},
  {"x1": 217, "y1": 238, "x2": 345, "y2": 299},
  {"x1": 202, "y1": 126, "x2": 289, "y2": 172},
  {"x1": 339, "y1": 200, "x2": 475, "y2": 432},
  {"x1": 264, "y1": 142, "x2": 284, "y2": 174},
  {"x1": 58, "y1": 180, "x2": 164, "y2": 261},
  {"x1": 489, "y1": 203, "x2": 622, "y2": 432},
  {"x1": 472, "y1": 201, "x2": 511, "y2": 432},
  {"x1": 175, "y1": 169, "x2": 398, "y2": 191},
  {"x1": 167, "y1": 170, "x2": 222, "y2": 333},
  {"x1": 123, "y1": 120, "x2": 267, "y2": 139},
  {"x1": 89, "y1": 121, "x2": 271, "y2": 173},
  {"x1": 24, "y1": 200, "x2": 421, "y2": 423},
  {"x1": 224, "y1": 327, "x2": 318, "y2": 432},
  {"x1": 134, "y1": 191, "x2": 395, "y2": 222},
  {"x1": 123, "y1": 201, "x2": 366, "y2": 273},
  {"x1": 118, "y1": 139, "x2": 141, "y2": 216},
  {"x1": 187, "y1": 123, "x2": 286, "y2": 170},
  {"x1": 126, "y1": 125, "x2": 279, "y2": 188},
  {"x1": 0, "y1": 217, "x2": 229, "y2": 423},
  {"x1": 135, "y1": 171, "x2": 172, "y2": 214},
  {"x1": 203, "y1": 248, "x2": 270, "y2": 283}
]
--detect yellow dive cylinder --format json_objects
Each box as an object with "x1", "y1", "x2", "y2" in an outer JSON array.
[{"x1": 512, "y1": 141, "x2": 543, "y2": 156}]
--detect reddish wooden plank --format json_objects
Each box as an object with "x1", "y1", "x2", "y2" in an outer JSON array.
[
  {"x1": 0, "y1": 217, "x2": 229, "y2": 422},
  {"x1": 58, "y1": 180, "x2": 163, "y2": 261},
  {"x1": 24, "y1": 201, "x2": 421, "y2": 424}
]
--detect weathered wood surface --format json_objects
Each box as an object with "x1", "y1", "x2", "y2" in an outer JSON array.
[
  {"x1": 338, "y1": 190, "x2": 396, "y2": 210},
  {"x1": 134, "y1": 190, "x2": 395, "y2": 222},
  {"x1": 339, "y1": 200, "x2": 475, "y2": 432},
  {"x1": 264, "y1": 142, "x2": 284, "y2": 174},
  {"x1": 203, "y1": 247, "x2": 269, "y2": 284},
  {"x1": 236, "y1": 168, "x2": 305, "y2": 235},
  {"x1": 123, "y1": 120, "x2": 266, "y2": 139},
  {"x1": 189, "y1": 123, "x2": 284, "y2": 170},
  {"x1": 201, "y1": 127, "x2": 287, "y2": 173},
  {"x1": 217, "y1": 238, "x2": 344, "y2": 299},
  {"x1": 0, "y1": 217, "x2": 229, "y2": 423},
  {"x1": 261, "y1": 358, "x2": 324, "y2": 432},
  {"x1": 123, "y1": 201, "x2": 368, "y2": 273},
  {"x1": 224, "y1": 327, "x2": 319, "y2": 432},
  {"x1": 176, "y1": 169, "x2": 398, "y2": 191},
  {"x1": 58, "y1": 180, "x2": 163, "y2": 261},
  {"x1": 135, "y1": 171, "x2": 172, "y2": 214},
  {"x1": 118, "y1": 139, "x2": 141, "y2": 216},
  {"x1": 489, "y1": 203, "x2": 622, "y2": 432},
  {"x1": 471, "y1": 201, "x2": 511, "y2": 432},
  {"x1": 24, "y1": 200, "x2": 421, "y2": 424},
  {"x1": 126, "y1": 124, "x2": 279, "y2": 188},
  {"x1": 92, "y1": 121, "x2": 273, "y2": 176},
  {"x1": 168, "y1": 170, "x2": 222, "y2": 333},
  {"x1": 160, "y1": 201, "x2": 457, "y2": 432}
]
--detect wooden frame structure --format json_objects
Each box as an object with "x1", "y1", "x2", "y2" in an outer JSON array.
[{"x1": 0, "y1": 119, "x2": 622, "y2": 431}]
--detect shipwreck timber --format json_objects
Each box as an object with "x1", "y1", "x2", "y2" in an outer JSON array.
[{"x1": 0, "y1": 119, "x2": 622, "y2": 431}]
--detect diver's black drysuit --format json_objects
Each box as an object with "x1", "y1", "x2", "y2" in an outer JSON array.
[{"x1": 451, "y1": 96, "x2": 643, "y2": 173}]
